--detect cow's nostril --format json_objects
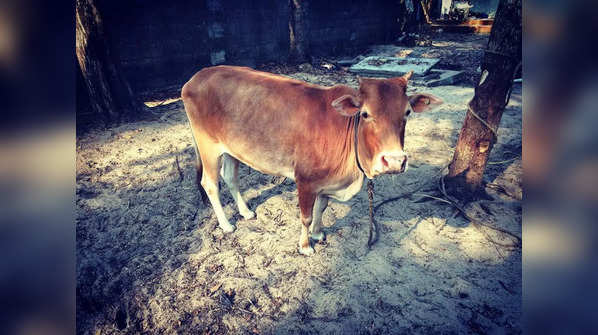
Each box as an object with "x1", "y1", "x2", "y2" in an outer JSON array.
[
  {"x1": 381, "y1": 156, "x2": 389, "y2": 168},
  {"x1": 400, "y1": 157, "x2": 407, "y2": 171}
]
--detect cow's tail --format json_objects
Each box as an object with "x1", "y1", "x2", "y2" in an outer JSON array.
[
  {"x1": 190, "y1": 127, "x2": 208, "y2": 205},
  {"x1": 183, "y1": 78, "x2": 208, "y2": 205}
]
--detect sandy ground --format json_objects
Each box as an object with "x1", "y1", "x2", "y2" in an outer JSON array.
[{"x1": 77, "y1": 36, "x2": 521, "y2": 334}]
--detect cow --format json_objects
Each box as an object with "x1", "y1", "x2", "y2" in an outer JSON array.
[{"x1": 182, "y1": 65, "x2": 442, "y2": 255}]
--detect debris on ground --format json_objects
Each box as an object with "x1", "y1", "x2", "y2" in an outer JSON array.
[
  {"x1": 418, "y1": 69, "x2": 465, "y2": 87},
  {"x1": 349, "y1": 56, "x2": 440, "y2": 77}
]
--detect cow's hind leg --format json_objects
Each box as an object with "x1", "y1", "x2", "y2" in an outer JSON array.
[
  {"x1": 190, "y1": 129, "x2": 208, "y2": 204},
  {"x1": 200, "y1": 150, "x2": 236, "y2": 233},
  {"x1": 220, "y1": 154, "x2": 255, "y2": 220},
  {"x1": 310, "y1": 195, "x2": 328, "y2": 243}
]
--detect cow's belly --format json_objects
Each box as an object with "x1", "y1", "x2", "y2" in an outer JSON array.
[{"x1": 223, "y1": 142, "x2": 296, "y2": 180}]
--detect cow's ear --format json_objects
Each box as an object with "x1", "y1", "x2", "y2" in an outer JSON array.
[
  {"x1": 408, "y1": 93, "x2": 443, "y2": 113},
  {"x1": 332, "y1": 94, "x2": 361, "y2": 116}
]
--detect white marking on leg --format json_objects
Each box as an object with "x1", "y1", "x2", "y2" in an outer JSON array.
[
  {"x1": 202, "y1": 175, "x2": 235, "y2": 233},
  {"x1": 299, "y1": 215, "x2": 315, "y2": 255}
]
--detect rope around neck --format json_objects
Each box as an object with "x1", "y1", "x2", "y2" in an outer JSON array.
[
  {"x1": 353, "y1": 114, "x2": 366, "y2": 175},
  {"x1": 353, "y1": 113, "x2": 379, "y2": 248},
  {"x1": 367, "y1": 179, "x2": 378, "y2": 248}
]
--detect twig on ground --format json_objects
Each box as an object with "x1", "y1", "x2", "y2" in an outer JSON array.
[
  {"x1": 499, "y1": 280, "x2": 516, "y2": 295},
  {"x1": 154, "y1": 99, "x2": 170, "y2": 107},
  {"x1": 175, "y1": 155, "x2": 184, "y2": 182},
  {"x1": 234, "y1": 307, "x2": 254, "y2": 315},
  {"x1": 191, "y1": 208, "x2": 198, "y2": 223},
  {"x1": 437, "y1": 174, "x2": 521, "y2": 248},
  {"x1": 489, "y1": 236, "x2": 506, "y2": 260},
  {"x1": 487, "y1": 156, "x2": 519, "y2": 165},
  {"x1": 412, "y1": 193, "x2": 453, "y2": 205},
  {"x1": 485, "y1": 183, "x2": 513, "y2": 197},
  {"x1": 374, "y1": 193, "x2": 415, "y2": 212}
]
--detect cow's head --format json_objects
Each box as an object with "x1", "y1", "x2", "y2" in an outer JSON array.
[{"x1": 332, "y1": 72, "x2": 443, "y2": 178}]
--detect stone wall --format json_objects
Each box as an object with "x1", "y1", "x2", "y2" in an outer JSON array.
[{"x1": 99, "y1": 0, "x2": 401, "y2": 94}]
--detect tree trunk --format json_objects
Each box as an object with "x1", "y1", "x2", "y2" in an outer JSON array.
[
  {"x1": 75, "y1": 0, "x2": 139, "y2": 126},
  {"x1": 420, "y1": 0, "x2": 432, "y2": 24},
  {"x1": 446, "y1": 0, "x2": 521, "y2": 199},
  {"x1": 289, "y1": 0, "x2": 309, "y2": 63},
  {"x1": 398, "y1": 0, "x2": 422, "y2": 46}
]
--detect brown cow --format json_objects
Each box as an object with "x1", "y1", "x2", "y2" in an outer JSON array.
[{"x1": 182, "y1": 65, "x2": 442, "y2": 255}]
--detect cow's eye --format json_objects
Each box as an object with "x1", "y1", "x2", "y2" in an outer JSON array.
[
  {"x1": 361, "y1": 111, "x2": 369, "y2": 119},
  {"x1": 405, "y1": 108, "x2": 412, "y2": 116}
]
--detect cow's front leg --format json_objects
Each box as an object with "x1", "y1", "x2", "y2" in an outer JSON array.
[
  {"x1": 310, "y1": 194, "x2": 328, "y2": 243},
  {"x1": 297, "y1": 185, "x2": 317, "y2": 255}
]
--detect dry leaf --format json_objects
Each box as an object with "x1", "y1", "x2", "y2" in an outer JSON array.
[{"x1": 209, "y1": 283, "x2": 222, "y2": 295}]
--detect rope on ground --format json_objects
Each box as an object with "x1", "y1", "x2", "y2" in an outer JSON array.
[{"x1": 373, "y1": 162, "x2": 450, "y2": 213}]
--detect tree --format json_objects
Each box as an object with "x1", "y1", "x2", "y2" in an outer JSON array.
[
  {"x1": 288, "y1": 0, "x2": 309, "y2": 63},
  {"x1": 76, "y1": 0, "x2": 139, "y2": 126},
  {"x1": 445, "y1": 0, "x2": 521, "y2": 199}
]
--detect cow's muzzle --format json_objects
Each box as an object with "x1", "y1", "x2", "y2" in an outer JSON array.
[{"x1": 373, "y1": 151, "x2": 409, "y2": 175}]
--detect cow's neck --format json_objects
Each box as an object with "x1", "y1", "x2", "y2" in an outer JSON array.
[{"x1": 324, "y1": 114, "x2": 365, "y2": 202}]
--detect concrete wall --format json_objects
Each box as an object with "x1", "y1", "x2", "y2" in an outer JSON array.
[
  {"x1": 307, "y1": 0, "x2": 401, "y2": 56},
  {"x1": 101, "y1": 0, "x2": 289, "y2": 93},
  {"x1": 99, "y1": 0, "x2": 401, "y2": 94}
]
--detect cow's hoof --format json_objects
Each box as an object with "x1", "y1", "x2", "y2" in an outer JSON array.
[
  {"x1": 220, "y1": 223, "x2": 236, "y2": 233},
  {"x1": 298, "y1": 245, "x2": 315, "y2": 256},
  {"x1": 311, "y1": 231, "x2": 326, "y2": 243},
  {"x1": 240, "y1": 209, "x2": 256, "y2": 220}
]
